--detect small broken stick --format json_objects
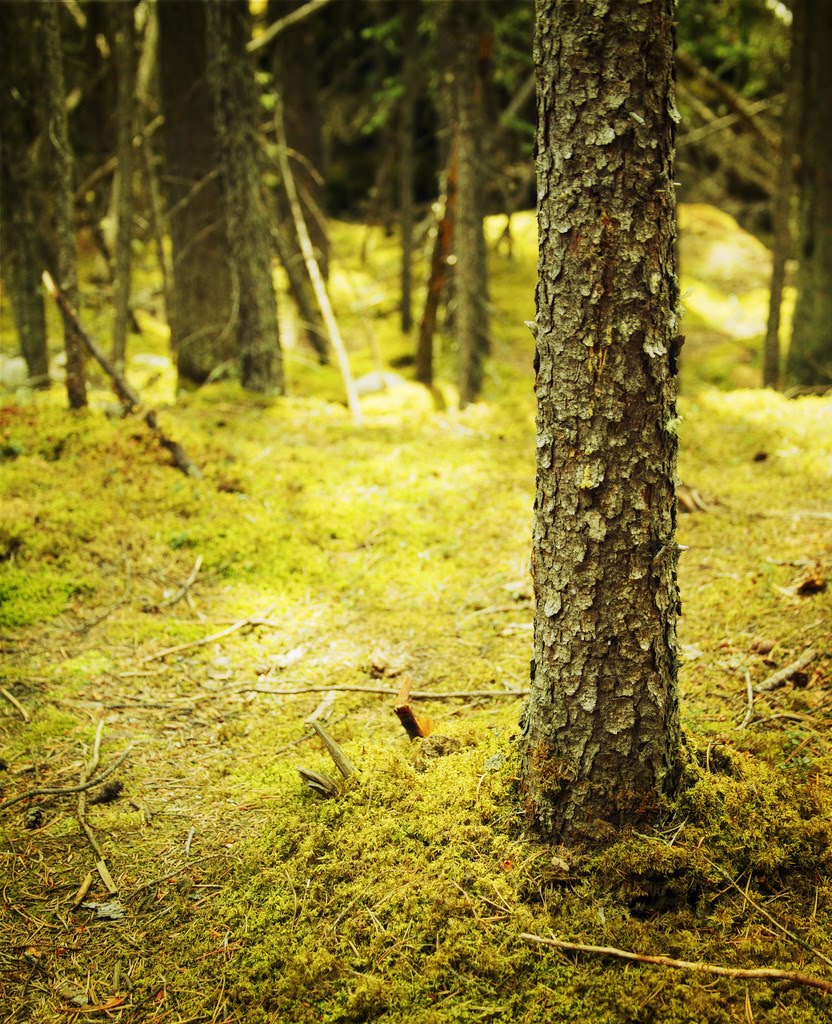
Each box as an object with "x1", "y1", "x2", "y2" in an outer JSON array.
[
  {"x1": 297, "y1": 722, "x2": 357, "y2": 797},
  {"x1": 394, "y1": 676, "x2": 433, "y2": 741}
]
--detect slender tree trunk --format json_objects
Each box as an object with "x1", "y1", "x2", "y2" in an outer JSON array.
[
  {"x1": 42, "y1": 1, "x2": 87, "y2": 407},
  {"x1": 271, "y1": 0, "x2": 329, "y2": 281},
  {"x1": 763, "y1": 13, "x2": 798, "y2": 391},
  {"x1": 398, "y1": 0, "x2": 418, "y2": 334},
  {"x1": 450, "y1": 0, "x2": 489, "y2": 408},
  {"x1": 787, "y1": 0, "x2": 832, "y2": 388},
  {"x1": 268, "y1": 0, "x2": 328, "y2": 360},
  {"x1": 111, "y1": 0, "x2": 137, "y2": 370},
  {"x1": 206, "y1": 0, "x2": 283, "y2": 393},
  {"x1": 157, "y1": 0, "x2": 236, "y2": 385},
  {"x1": 416, "y1": 150, "x2": 457, "y2": 385},
  {"x1": 0, "y1": 2, "x2": 48, "y2": 386},
  {"x1": 519, "y1": 0, "x2": 683, "y2": 845}
]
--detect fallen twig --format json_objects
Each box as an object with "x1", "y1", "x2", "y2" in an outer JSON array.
[
  {"x1": 78, "y1": 721, "x2": 106, "y2": 860},
  {"x1": 702, "y1": 857, "x2": 832, "y2": 969},
  {"x1": 520, "y1": 933, "x2": 832, "y2": 993},
  {"x1": 42, "y1": 270, "x2": 201, "y2": 478},
  {"x1": 0, "y1": 745, "x2": 132, "y2": 812},
  {"x1": 232, "y1": 684, "x2": 529, "y2": 700},
  {"x1": 140, "y1": 605, "x2": 275, "y2": 663},
  {"x1": 160, "y1": 554, "x2": 203, "y2": 608},
  {"x1": 0, "y1": 687, "x2": 29, "y2": 722},
  {"x1": 738, "y1": 671, "x2": 755, "y2": 729},
  {"x1": 311, "y1": 722, "x2": 356, "y2": 779},
  {"x1": 755, "y1": 649, "x2": 817, "y2": 694}
]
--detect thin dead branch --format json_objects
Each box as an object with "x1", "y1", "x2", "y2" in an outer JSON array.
[
  {"x1": 520, "y1": 933, "x2": 832, "y2": 993},
  {"x1": 139, "y1": 606, "x2": 275, "y2": 663},
  {"x1": 0, "y1": 687, "x2": 29, "y2": 722},
  {"x1": 676, "y1": 51, "x2": 779, "y2": 150},
  {"x1": 231, "y1": 684, "x2": 529, "y2": 700},
  {"x1": 160, "y1": 554, "x2": 203, "y2": 608},
  {"x1": 755, "y1": 649, "x2": 817, "y2": 694},
  {"x1": 77, "y1": 721, "x2": 106, "y2": 859},
  {"x1": 0, "y1": 745, "x2": 132, "y2": 812},
  {"x1": 42, "y1": 271, "x2": 201, "y2": 478},
  {"x1": 247, "y1": 0, "x2": 335, "y2": 53},
  {"x1": 738, "y1": 671, "x2": 755, "y2": 729},
  {"x1": 273, "y1": 94, "x2": 362, "y2": 422},
  {"x1": 702, "y1": 857, "x2": 832, "y2": 970}
]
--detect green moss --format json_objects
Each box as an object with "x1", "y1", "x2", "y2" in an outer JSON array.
[
  {"x1": 0, "y1": 207, "x2": 829, "y2": 1024},
  {"x1": 0, "y1": 566, "x2": 83, "y2": 627}
]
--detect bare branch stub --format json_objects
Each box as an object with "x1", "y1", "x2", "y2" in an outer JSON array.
[{"x1": 394, "y1": 676, "x2": 433, "y2": 741}]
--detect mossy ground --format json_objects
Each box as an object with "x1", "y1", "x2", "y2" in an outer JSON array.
[{"x1": 1, "y1": 208, "x2": 830, "y2": 1023}]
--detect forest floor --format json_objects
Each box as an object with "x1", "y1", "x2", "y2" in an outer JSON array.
[{"x1": 1, "y1": 208, "x2": 830, "y2": 1024}]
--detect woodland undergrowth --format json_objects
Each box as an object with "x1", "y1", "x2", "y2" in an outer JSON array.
[{"x1": 0, "y1": 209, "x2": 830, "y2": 1024}]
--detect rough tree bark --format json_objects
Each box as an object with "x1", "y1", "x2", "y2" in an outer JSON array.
[
  {"x1": 157, "y1": 0, "x2": 236, "y2": 385},
  {"x1": 786, "y1": 0, "x2": 832, "y2": 388},
  {"x1": 206, "y1": 0, "x2": 283, "y2": 393},
  {"x1": 0, "y1": 2, "x2": 49, "y2": 386},
  {"x1": 519, "y1": 0, "x2": 683, "y2": 844},
  {"x1": 42, "y1": 0, "x2": 87, "y2": 407}
]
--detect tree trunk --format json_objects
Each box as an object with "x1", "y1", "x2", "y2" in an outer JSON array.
[
  {"x1": 786, "y1": 0, "x2": 832, "y2": 388},
  {"x1": 271, "y1": 0, "x2": 329, "y2": 282},
  {"x1": 157, "y1": 0, "x2": 236, "y2": 386},
  {"x1": 42, "y1": 1, "x2": 87, "y2": 407},
  {"x1": 763, "y1": 10, "x2": 799, "y2": 391},
  {"x1": 206, "y1": 0, "x2": 283, "y2": 393},
  {"x1": 416, "y1": 149, "x2": 457, "y2": 385},
  {"x1": 111, "y1": 0, "x2": 137, "y2": 370},
  {"x1": 450, "y1": 0, "x2": 489, "y2": 409},
  {"x1": 0, "y1": 2, "x2": 49, "y2": 387},
  {"x1": 398, "y1": 0, "x2": 418, "y2": 334},
  {"x1": 519, "y1": 0, "x2": 683, "y2": 845}
]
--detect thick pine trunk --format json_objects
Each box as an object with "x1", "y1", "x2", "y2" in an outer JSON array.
[
  {"x1": 157, "y1": 0, "x2": 236, "y2": 385},
  {"x1": 787, "y1": 0, "x2": 832, "y2": 388},
  {"x1": 206, "y1": 0, "x2": 283, "y2": 393},
  {"x1": 519, "y1": 0, "x2": 683, "y2": 844},
  {"x1": 42, "y1": 1, "x2": 86, "y2": 407}
]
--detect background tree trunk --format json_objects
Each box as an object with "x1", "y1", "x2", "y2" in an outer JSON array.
[
  {"x1": 271, "y1": 0, "x2": 329, "y2": 282},
  {"x1": 157, "y1": 0, "x2": 236, "y2": 386},
  {"x1": 398, "y1": 0, "x2": 418, "y2": 334},
  {"x1": 206, "y1": 0, "x2": 283, "y2": 393},
  {"x1": 42, "y1": 1, "x2": 87, "y2": 407},
  {"x1": 450, "y1": 0, "x2": 489, "y2": 408},
  {"x1": 111, "y1": 0, "x2": 137, "y2": 370},
  {"x1": 786, "y1": 0, "x2": 832, "y2": 388},
  {"x1": 519, "y1": 0, "x2": 683, "y2": 845},
  {"x1": 0, "y1": 2, "x2": 49, "y2": 386}
]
